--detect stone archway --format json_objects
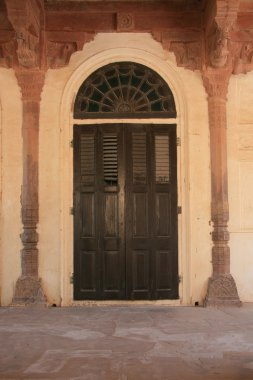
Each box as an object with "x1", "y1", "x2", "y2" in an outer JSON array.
[{"x1": 58, "y1": 37, "x2": 190, "y2": 305}]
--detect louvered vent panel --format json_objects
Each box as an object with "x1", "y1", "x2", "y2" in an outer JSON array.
[
  {"x1": 155, "y1": 135, "x2": 170, "y2": 183},
  {"x1": 103, "y1": 134, "x2": 118, "y2": 185},
  {"x1": 132, "y1": 132, "x2": 147, "y2": 184},
  {"x1": 80, "y1": 134, "x2": 95, "y2": 185}
]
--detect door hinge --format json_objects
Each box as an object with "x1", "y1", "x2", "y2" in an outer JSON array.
[
  {"x1": 177, "y1": 137, "x2": 181, "y2": 146},
  {"x1": 70, "y1": 140, "x2": 73, "y2": 148},
  {"x1": 177, "y1": 206, "x2": 182, "y2": 214},
  {"x1": 70, "y1": 273, "x2": 74, "y2": 284},
  {"x1": 70, "y1": 207, "x2": 75, "y2": 215},
  {"x1": 178, "y1": 275, "x2": 182, "y2": 283}
]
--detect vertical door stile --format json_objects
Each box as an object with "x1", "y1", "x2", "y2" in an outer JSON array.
[
  {"x1": 118, "y1": 125, "x2": 126, "y2": 295},
  {"x1": 171, "y1": 128, "x2": 179, "y2": 297},
  {"x1": 96, "y1": 126, "x2": 103, "y2": 296},
  {"x1": 149, "y1": 125, "x2": 156, "y2": 299},
  {"x1": 125, "y1": 124, "x2": 132, "y2": 299},
  {"x1": 73, "y1": 126, "x2": 80, "y2": 300}
]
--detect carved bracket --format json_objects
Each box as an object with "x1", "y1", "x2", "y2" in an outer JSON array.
[
  {"x1": 208, "y1": 24, "x2": 230, "y2": 68},
  {"x1": 233, "y1": 41, "x2": 253, "y2": 74},
  {"x1": 170, "y1": 41, "x2": 202, "y2": 71},
  {"x1": 46, "y1": 33, "x2": 95, "y2": 69},
  {"x1": 4, "y1": 0, "x2": 44, "y2": 69},
  {"x1": 47, "y1": 41, "x2": 77, "y2": 69},
  {"x1": 152, "y1": 31, "x2": 203, "y2": 71},
  {"x1": 205, "y1": 0, "x2": 240, "y2": 70}
]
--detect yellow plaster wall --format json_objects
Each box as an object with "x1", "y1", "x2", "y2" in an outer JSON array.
[
  {"x1": 228, "y1": 71, "x2": 253, "y2": 302},
  {"x1": 0, "y1": 69, "x2": 22, "y2": 305},
  {"x1": 39, "y1": 33, "x2": 212, "y2": 306}
]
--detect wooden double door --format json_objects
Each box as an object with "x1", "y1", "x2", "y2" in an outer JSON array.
[{"x1": 74, "y1": 124, "x2": 178, "y2": 300}]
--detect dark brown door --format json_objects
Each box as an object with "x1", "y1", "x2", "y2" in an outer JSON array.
[{"x1": 74, "y1": 124, "x2": 178, "y2": 300}]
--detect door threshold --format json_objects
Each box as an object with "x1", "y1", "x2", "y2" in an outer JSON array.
[{"x1": 70, "y1": 299, "x2": 182, "y2": 307}]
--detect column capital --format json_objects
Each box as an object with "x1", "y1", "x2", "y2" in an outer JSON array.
[
  {"x1": 15, "y1": 70, "x2": 45, "y2": 102},
  {"x1": 202, "y1": 67, "x2": 231, "y2": 100}
]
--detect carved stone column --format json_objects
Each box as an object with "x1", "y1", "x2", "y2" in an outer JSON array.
[
  {"x1": 12, "y1": 70, "x2": 46, "y2": 305},
  {"x1": 203, "y1": 68, "x2": 241, "y2": 306}
]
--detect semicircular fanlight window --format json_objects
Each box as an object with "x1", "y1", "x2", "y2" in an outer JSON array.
[{"x1": 74, "y1": 62, "x2": 176, "y2": 118}]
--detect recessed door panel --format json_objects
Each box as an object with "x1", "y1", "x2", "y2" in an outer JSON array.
[
  {"x1": 156, "y1": 193, "x2": 171, "y2": 237},
  {"x1": 81, "y1": 194, "x2": 95, "y2": 237},
  {"x1": 79, "y1": 251, "x2": 96, "y2": 292},
  {"x1": 103, "y1": 251, "x2": 120, "y2": 292},
  {"x1": 104, "y1": 194, "x2": 118, "y2": 237},
  {"x1": 155, "y1": 250, "x2": 173, "y2": 291},
  {"x1": 132, "y1": 250, "x2": 149, "y2": 292},
  {"x1": 133, "y1": 193, "x2": 148, "y2": 237}
]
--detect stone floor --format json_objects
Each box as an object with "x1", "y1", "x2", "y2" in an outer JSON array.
[{"x1": 0, "y1": 304, "x2": 253, "y2": 380}]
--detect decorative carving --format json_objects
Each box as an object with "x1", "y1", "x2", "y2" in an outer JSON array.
[
  {"x1": 11, "y1": 68, "x2": 45, "y2": 305},
  {"x1": 117, "y1": 13, "x2": 134, "y2": 31},
  {"x1": 208, "y1": 25, "x2": 229, "y2": 68},
  {"x1": 4, "y1": 0, "x2": 43, "y2": 69},
  {"x1": 0, "y1": 39, "x2": 16, "y2": 68},
  {"x1": 12, "y1": 276, "x2": 46, "y2": 305},
  {"x1": 203, "y1": 64, "x2": 241, "y2": 305},
  {"x1": 211, "y1": 201, "x2": 229, "y2": 223},
  {"x1": 203, "y1": 68, "x2": 230, "y2": 99},
  {"x1": 16, "y1": 29, "x2": 38, "y2": 68},
  {"x1": 233, "y1": 42, "x2": 253, "y2": 74},
  {"x1": 205, "y1": 0, "x2": 240, "y2": 69},
  {"x1": 47, "y1": 41, "x2": 77, "y2": 68},
  {"x1": 240, "y1": 42, "x2": 253, "y2": 63},
  {"x1": 152, "y1": 32, "x2": 203, "y2": 71},
  {"x1": 16, "y1": 71, "x2": 45, "y2": 102},
  {"x1": 170, "y1": 41, "x2": 202, "y2": 71},
  {"x1": 204, "y1": 275, "x2": 241, "y2": 306}
]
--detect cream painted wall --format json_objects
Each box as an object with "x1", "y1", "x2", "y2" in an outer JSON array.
[
  {"x1": 228, "y1": 71, "x2": 253, "y2": 302},
  {"x1": 39, "y1": 33, "x2": 212, "y2": 306},
  {"x1": 0, "y1": 69, "x2": 22, "y2": 306},
  {"x1": 1, "y1": 34, "x2": 252, "y2": 306}
]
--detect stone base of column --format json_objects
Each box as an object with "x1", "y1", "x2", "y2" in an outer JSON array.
[
  {"x1": 204, "y1": 274, "x2": 241, "y2": 307},
  {"x1": 12, "y1": 276, "x2": 46, "y2": 306}
]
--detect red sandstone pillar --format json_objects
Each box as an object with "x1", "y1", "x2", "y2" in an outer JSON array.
[
  {"x1": 203, "y1": 68, "x2": 241, "y2": 306},
  {"x1": 12, "y1": 70, "x2": 46, "y2": 304}
]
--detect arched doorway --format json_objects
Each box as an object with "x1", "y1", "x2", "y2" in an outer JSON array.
[{"x1": 73, "y1": 62, "x2": 178, "y2": 300}]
